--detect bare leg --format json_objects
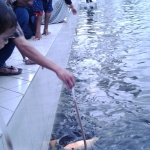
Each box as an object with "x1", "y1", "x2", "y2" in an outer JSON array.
[{"x1": 43, "y1": 12, "x2": 51, "y2": 35}]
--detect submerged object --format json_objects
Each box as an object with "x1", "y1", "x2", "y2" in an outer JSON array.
[
  {"x1": 50, "y1": 137, "x2": 99, "y2": 150},
  {"x1": 64, "y1": 137, "x2": 99, "y2": 150}
]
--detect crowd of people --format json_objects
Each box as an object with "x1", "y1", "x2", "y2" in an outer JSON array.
[{"x1": 0, "y1": 0, "x2": 77, "y2": 89}]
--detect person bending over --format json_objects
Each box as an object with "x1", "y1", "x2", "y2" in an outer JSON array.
[
  {"x1": 0, "y1": 0, "x2": 75, "y2": 90},
  {"x1": 0, "y1": 0, "x2": 22, "y2": 75}
]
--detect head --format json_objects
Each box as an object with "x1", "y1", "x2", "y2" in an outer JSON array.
[
  {"x1": 0, "y1": 0, "x2": 17, "y2": 49},
  {"x1": 15, "y1": 0, "x2": 34, "y2": 7}
]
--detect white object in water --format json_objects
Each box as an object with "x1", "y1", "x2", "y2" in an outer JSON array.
[
  {"x1": 64, "y1": 137, "x2": 99, "y2": 150},
  {"x1": 50, "y1": 137, "x2": 99, "y2": 150},
  {"x1": 79, "y1": 0, "x2": 97, "y2": 10}
]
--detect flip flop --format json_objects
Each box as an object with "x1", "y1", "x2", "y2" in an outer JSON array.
[{"x1": 0, "y1": 66, "x2": 22, "y2": 76}]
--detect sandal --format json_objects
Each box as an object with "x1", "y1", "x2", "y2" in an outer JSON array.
[{"x1": 0, "y1": 66, "x2": 22, "y2": 76}]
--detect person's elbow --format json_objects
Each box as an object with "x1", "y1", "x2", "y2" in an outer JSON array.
[{"x1": 13, "y1": 36, "x2": 31, "y2": 52}]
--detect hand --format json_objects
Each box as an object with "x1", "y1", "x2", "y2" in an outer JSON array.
[
  {"x1": 42, "y1": 29, "x2": 51, "y2": 36},
  {"x1": 56, "y1": 68, "x2": 75, "y2": 90},
  {"x1": 34, "y1": 32, "x2": 42, "y2": 40},
  {"x1": 71, "y1": 8, "x2": 77, "y2": 15}
]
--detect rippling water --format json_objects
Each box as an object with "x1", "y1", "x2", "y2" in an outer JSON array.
[{"x1": 51, "y1": 0, "x2": 150, "y2": 149}]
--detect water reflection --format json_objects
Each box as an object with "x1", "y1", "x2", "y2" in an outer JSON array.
[{"x1": 51, "y1": 0, "x2": 150, "y2": 149}]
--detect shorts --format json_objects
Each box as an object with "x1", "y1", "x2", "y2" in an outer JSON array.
[{"x1": 32, "y1": 0, "x2": 53, "y2": 15}]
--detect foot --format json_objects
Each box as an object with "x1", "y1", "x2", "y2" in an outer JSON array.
[
  {"x1": 24, "y1": 59, "x2": 35, "y2": 65},
  {"x1": 59, "y1": 20, "x2": 67, "y2": 23},
  {"x1": 0, "y1": 66, "x2": 22, "y2": 76},
  {"x1": 42, "y1": 31, "x2": 51, "y2": 36}
]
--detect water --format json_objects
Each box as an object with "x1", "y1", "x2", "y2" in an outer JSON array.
[{"x1": 50, "y1": 0, "x2": 150, "y2": 149}]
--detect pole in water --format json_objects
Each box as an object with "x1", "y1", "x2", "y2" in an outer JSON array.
[{"x1": 72, "y1": 88, "x2": 87, "y2": 150}]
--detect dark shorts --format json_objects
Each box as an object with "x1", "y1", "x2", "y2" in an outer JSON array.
[{"x1": 32, "y1": 0, "x2": 53, "y2": 14}]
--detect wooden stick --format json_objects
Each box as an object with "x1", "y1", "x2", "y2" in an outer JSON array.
[{"x1": 72, "y1": 88, "x2": 87, "y2": 150}]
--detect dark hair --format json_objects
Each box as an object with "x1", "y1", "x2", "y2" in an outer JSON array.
[{"x1": 0, "y1": 0, "x2": 17, "y2": 34}]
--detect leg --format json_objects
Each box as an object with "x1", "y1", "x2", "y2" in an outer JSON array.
[
  {"x1": 43, "y1": 0, "x2": 53, "y2": 35},
  {"x1": 14, "y1": 7, "x2": 33, "y2": 39},
  {"x1": 26, "y1": 6, "x2": 36, "y2": 36},
  {"x1": 31, "y1": 0, "x2": 44, "y2": 40},
  {"x1": 0, "y1": 39, "x2": 22, "y2": 75},
  {"x1": 0, "y1": 39, "x2": 15, "y2": 67},
  {"x1": 14, "y1": 7, "x2": 35, "y2": 65},
  {"x1": 43, "y1": 12, "x2": 51, "y2": 35}
]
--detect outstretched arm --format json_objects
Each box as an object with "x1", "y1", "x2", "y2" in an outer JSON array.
[{"x1": 13, "y1": 36, "x2": 75, "y2": 89}]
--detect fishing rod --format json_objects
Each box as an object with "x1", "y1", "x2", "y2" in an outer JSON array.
[{"x1": 72, "y1": 87, "x2": 87, "y2": 150}]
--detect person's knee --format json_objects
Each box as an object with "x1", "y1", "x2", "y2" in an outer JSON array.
[{"x1": 14, "y1": 7, "x2": 29, "y2": 27}]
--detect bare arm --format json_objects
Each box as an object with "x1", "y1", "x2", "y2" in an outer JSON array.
[
  {"x1": 69, "y1": 4, "x2": 77, "y2": 15},
  {"x1": 64, "y1": 0, "x2": 77, "y2": 15},
  {"x1": 13, "y1": 36, "x2": 75, "y2": 89}
]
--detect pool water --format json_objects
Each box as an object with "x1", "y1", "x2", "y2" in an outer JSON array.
[{"x1": 50, "y1": 0, "x2": 150, "y2": 149}]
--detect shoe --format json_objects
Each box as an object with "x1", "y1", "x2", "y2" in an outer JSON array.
[{"x1": 0, "y1": 66, "x2": 22, "y2": 76}]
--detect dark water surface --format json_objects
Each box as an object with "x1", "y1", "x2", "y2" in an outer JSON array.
[{"x1": 51, "y1": 0, "x2": 150, "y2": 149}]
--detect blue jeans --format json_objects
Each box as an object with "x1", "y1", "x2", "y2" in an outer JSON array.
[
  {"x1": 0, "y1": 39, "x2": 15, "y2": 67},
  {"x1": 14, "y1": 6, "x2": 35, "y2": 39},
  {"x1": 0, "y1": 7, "x2": 35, "y2": 67}
]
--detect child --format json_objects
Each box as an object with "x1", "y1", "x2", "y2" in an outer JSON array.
[
  {"x1": 31, "y1": 0, "x2": 53, "y2": 40},
  {"x1": 0, "y1": 0, "x2": 17, "y2": 49}
]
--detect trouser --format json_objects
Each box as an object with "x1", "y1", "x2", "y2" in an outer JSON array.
[
  {"x1": 0, "y1": 40, "x2": 15, "y2": 67},
  {"x1": 0, "y1": 6, "x2": 35, "y2": 67},
  {"x1": 14, "y1": 6, "x2": 35, "y2": 39}
]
